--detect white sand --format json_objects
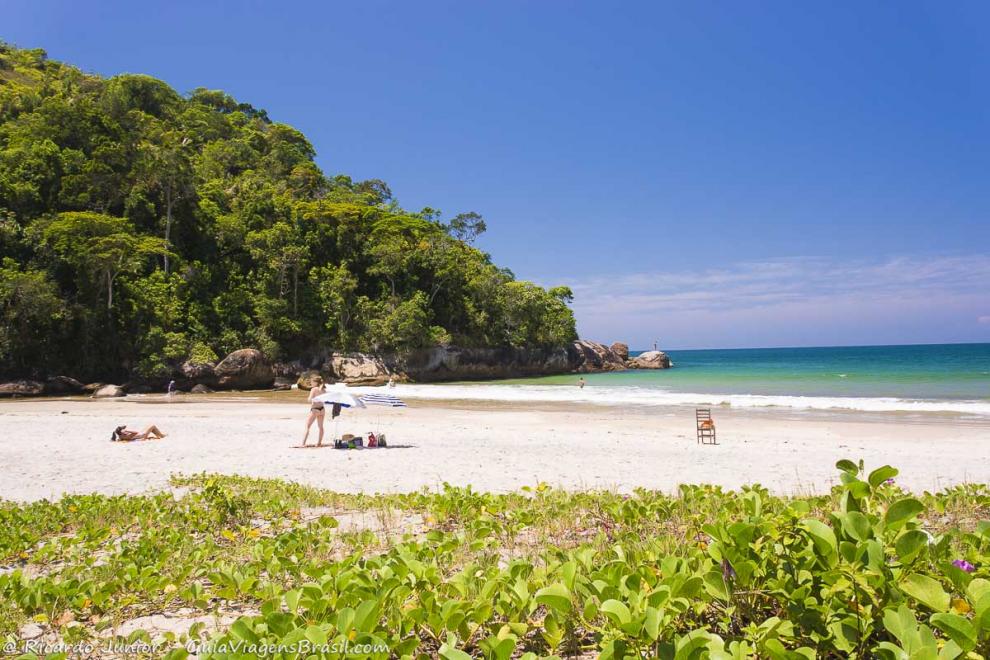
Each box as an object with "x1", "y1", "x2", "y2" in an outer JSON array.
[{"x1": 1, "y1": 395, "x2": 988, "y2": 501}]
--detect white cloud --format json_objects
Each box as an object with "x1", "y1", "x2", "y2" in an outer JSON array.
[{"x1": 555, "y1": 255, "x2": 990, "y2": 348}]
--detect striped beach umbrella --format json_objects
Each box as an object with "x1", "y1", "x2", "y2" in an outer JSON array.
[
  {"x1": 361, "y1": 393, "x2": 407, "y2": 407},
  {"x1": 361, "y1": 392, "x2": 406, "y2": 446}
]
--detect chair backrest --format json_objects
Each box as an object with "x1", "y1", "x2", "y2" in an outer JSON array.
[{"x1": 696, "y1": 408, "x2": 711, "y2": 421}]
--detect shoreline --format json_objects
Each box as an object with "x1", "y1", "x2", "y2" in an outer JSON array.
[{"x1": 2, "y1": 396, "x2": 989, "y2": 502}]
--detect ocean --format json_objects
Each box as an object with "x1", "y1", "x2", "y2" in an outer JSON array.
[{"x1": 384, "y1": 343, "x2": 990, "y2": 416}]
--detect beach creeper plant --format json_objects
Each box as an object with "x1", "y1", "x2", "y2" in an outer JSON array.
[{"x1": 1, "y1": 464, "x2": 990, "y2": 658}]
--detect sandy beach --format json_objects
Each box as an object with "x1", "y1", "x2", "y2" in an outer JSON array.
[{"x1": 1, "y1": 393, "x2": 988, "y2": 502}]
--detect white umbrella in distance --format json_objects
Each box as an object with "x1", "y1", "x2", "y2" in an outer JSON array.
[{"x1": 313, "y1": 388, "x2": 366, "y2": 444}]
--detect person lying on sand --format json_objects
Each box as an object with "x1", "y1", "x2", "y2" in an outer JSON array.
[{"x1": 111, "y1": 424, "x2": 167, "y2": 442}]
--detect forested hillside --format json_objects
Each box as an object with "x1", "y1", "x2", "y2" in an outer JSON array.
[{"x1": 0, "y1": 44, "x2": 576, "y2": 381}]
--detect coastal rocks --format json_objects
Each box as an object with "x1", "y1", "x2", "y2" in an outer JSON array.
[
  {"x1": 325, "y1": 353, "x2": 391, "y2": 385},
  {"x1": 214, "y1": 349, "x2": 275, "y2": 390},
  {"x1": 44, "y1": 376, "x2": 84, "y2": 395},
  {"x1": 272, "y1": 377, "x2": 294, "y2": 391},
  {"x1": 93, "y1": 384, "x2": 126, "y2": 398},
  {"x1": 388, "y1": 345, "x2": 573, "y2": 382},
  {"x1": 180, "y1": 360, "x2": 216, "y2": 386},
  {"x1": 610, "y1": 342, "x2": 630, "y2": 361},
  {"x1": 296, "y1": 369, "x2": 323, "y2": 388},
  {"x1": 190, "y1": 384, "x2": 213, "y2": 394},
  {"x1": 567, "y1": 340, "x2": 627, "y2": 373},
  {"x1": 0, "y1": 380, "x2": 45, "y2": 397},
  {"x1": 628, "y1": 350, "x2": 672, "y2": 369}
]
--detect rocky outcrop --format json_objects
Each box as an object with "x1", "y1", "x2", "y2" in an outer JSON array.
[
  {"x1": 190, "y1": 384, "x2": 213, "y2": 394},
  {"x1": 44, "y1": 376, "x2": 84, "y2": 395},
  {"x1": 567, "y1": 340, "x2": 627, "y2": 373},
  {"x1": 610, "y1": 342, "x2": 629, "y2": 361},
  {"x1": 0, "y1": 339, "x2": 667, "y2": 394},
  {"x1": 381, "y1": 340, "x2": 628, "y2": 382},
  {"x1": 0, "y1": 380, "x2": 45, "y2": 397},
  {"x1": 180, "y1": 360, "x2": 216, "y2": 386},
  {"x1": 94, "y1": 384, "x2": 126, "y2": 398},
  {"x1": 386, "y1": 345, "x2": 569, "y2": 382},
  {"x1": 272, "y1": 377, "x2": 294, "y2": 391},
  {"x1": 325, "y1": 353, "x2": 391, "y2": 385},
  {"x1": 214, "y1": 349, "x2": 275, "y2": 390},
  {"x1": 627, "y1": 350, "x2": 672, "y2": 369}
]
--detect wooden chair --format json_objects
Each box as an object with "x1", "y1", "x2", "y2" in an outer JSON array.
[{"x1": 696, "y1": 408, "x2": 717, "y2": 445}]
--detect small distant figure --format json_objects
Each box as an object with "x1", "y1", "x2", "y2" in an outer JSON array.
[
  {"x1": 167, "y1": 380, "x2": 176, "y2": 399},
  {"x1": 578, "y1": 377, "x2": 586, "y2": 389},
  {"x1": 112, "y1": 424, "x2": 167, "y2": 441},
  {"x1": 387, "y1": 376, "x2": 395, "y2": 389},
  {"x1": 654, "y1": 340, "x2": 659, "y2": 352}
]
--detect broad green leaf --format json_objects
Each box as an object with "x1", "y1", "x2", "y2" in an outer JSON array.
[
  {"x1": 835, "y1": 459, "x2": 859, "y2": 474},
  {"x1": 901, "y1": 574, "x2": 950, "y2": 612},
  {"x1": 600, "y1": 599, "x2": 632, "y2": 625},
  {"x1": 884, "y1": 498, "x2": 924, "y2": 531},
  {"x1": 839, "y1": 511, "x2": 871, "y2": 541},
  {"x1": 894, "y1": 530, "x2": 928, "y2": 562},
  {"x1": 930, "y1": 613, "x2": 976, "y2": 652},
  {"x1": 801, "y1": 518, "x2": 837, "y2": 556},
  {"x1": 868, "y1": 465, "x2": 899, "y2": 489},
  {"x1": 534, "y1": 583, "x2": 572, "y2": 614}
]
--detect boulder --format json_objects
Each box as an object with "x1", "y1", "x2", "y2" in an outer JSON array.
[
  {"x1": 214, "y1": 348, "x2": 275, "y2": 390},
  {"x1": 180, "y1": 360, "x2": 216, "y2": 384},
  {"x1": 325, "y1": 353, "x2": 390, "y2": 385},
  {"x1": 82, "y1": 382, "x2": 105, "y2": 395},
  {"x1": 609, "y1": 342, "x2": 630, "y2": 361},
  {"x1": 628, "y1": 350, "x2": 672, "y2": 369},
  {"x1": 567, "y1": 340, "x2": 627, "y2": 373},
  {"x1": 190, "y1": 384, "x2": 213, "y2": 394},
  {"x1": 0, "y1": 380, "x2": 45, "y2": 397},
  {"x1": 296, "y1": 370, "x2": 326, "y2": 389},
  {"x1": 94, "y1": 384, "x2": 126, "y2": 398},
  {"x1": 272, "y1": 377, "x2": 294, "y2": 391},
  {"x1": 44, "y1": 376, "x2": 85, "y2": 395}
]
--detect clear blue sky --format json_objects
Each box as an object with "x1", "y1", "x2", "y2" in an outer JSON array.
[{"x1": 6, "y1": 1, "x2": 989, "y2": 348}]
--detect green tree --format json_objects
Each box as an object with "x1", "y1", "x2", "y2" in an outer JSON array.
[
  {"x1": 0, "y1": 258, "x2": 66, "y2": 373},
  {"x1": 43, "y1": 212, "x2": 168, "y2": 309}
]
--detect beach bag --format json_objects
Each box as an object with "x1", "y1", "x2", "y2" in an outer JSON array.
[
  {"x1": 367, "y1": 432, "x2": 378, "y2": 448},
  {"x1": 378, "y1": 434, "x2": 387, "y2": 448},
  {"x1": 354, "y1": 437, "x2": 363, "y2": 448}
]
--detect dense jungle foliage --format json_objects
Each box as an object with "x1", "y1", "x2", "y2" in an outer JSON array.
[
  {"x1": 0, "y1": 44, "x2": 577, "y2": 381},
  {"x1": 2, "y1": 461, "x2": 990, "y2": 658}
]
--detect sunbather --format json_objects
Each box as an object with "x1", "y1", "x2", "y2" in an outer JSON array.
[{"x1": 111, "y1": 424, "x2": 167, "y2": 441}]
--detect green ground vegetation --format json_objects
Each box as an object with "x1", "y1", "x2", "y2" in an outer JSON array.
[
  {"x1": 0, "y1": 43, "x2": 576, "y2": 382},
  {"x1": 2, "y1": 461, "x2": 990, "y2": 658}
]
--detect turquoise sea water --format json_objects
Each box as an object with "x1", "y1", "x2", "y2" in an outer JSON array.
[
  {"x1": 377, "y1": 344, "x2": 990, "y2": 415},
  {"x1": 525, "y1": 343, "x2": 990, "y2": 400}
]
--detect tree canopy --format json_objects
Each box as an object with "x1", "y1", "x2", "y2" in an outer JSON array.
[{"x1": 0, "y1": 43, "x2": 576, "y2": 380}]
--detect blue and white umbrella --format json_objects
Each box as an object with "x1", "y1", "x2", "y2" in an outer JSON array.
[
  {"x1": 361, "y1": 393, "x2": 407, "y2": 407},
  {"x1": 361, "y1": 392, "x2": 407, "y2": 444}
]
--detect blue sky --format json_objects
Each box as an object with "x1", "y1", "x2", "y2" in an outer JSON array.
[{"x1": 5, "y1": 1, "x2": 989, "y2": 349}]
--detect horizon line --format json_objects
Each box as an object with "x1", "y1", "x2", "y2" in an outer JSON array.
[{"x1": 626, "y1": 340, "x2": 990, "y2": 352}]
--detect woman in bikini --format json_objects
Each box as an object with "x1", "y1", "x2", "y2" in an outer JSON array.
[
  {"x1": 112, "y1": 425, "x2": 167, "y2": 441},
  {"x1": 301, "y1": 375, "x2": 327, "y2": 447}
]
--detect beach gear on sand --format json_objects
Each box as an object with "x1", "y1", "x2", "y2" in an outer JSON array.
[
  {"x1": 361, "y1": 393, "x2": 405, "y2": 446},
  {"x1": 313, "y1": 387, "x2": 366, "y2": 444}
]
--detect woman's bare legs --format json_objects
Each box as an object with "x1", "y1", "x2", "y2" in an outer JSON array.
[
  {"x1": 301, "y1": 411, "x2": 319, "y2": 446},
  {"x1": 315, "y1": 411, "x2": 326, "y2": 446},
  {"x1": 142, "y1": 425, "x2": 166, "y2": 439}
]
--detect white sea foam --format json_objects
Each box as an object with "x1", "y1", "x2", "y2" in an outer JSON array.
[{"x1": 347, "y1": 383, "x2": 990, "y2": 416}]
